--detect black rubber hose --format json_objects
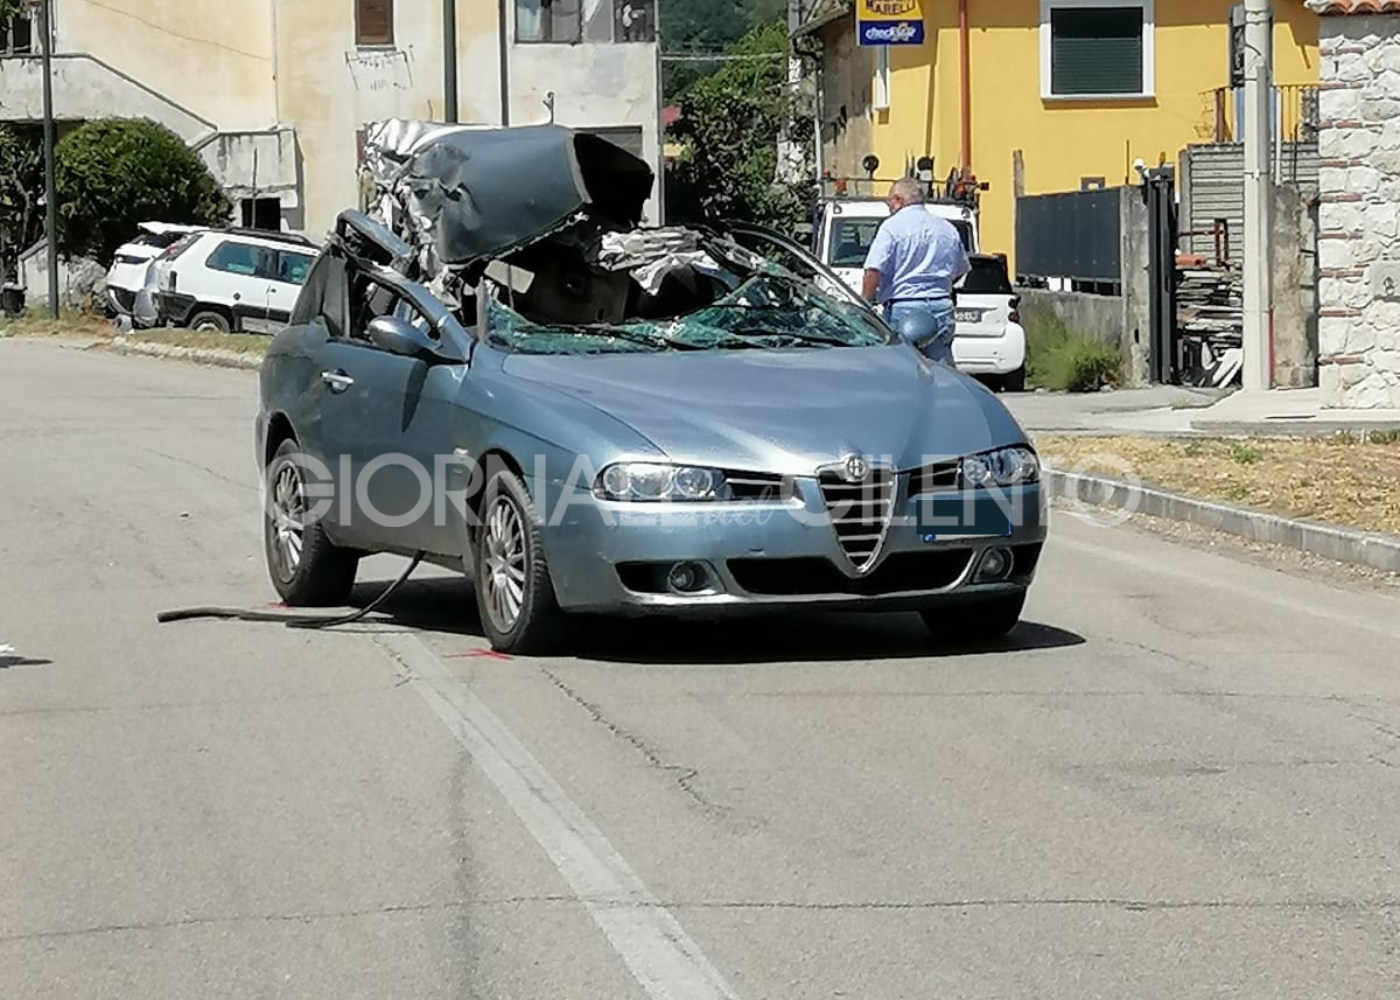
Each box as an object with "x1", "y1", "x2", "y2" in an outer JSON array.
[{"x1": 156, "y1": 552, "x2": 425, "y2": 630}]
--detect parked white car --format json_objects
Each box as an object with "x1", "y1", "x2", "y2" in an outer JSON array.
[
  {"x1": 953, "y1": 254, "x2": 1026, "y2": 392},
  {"x1": 152, "y1": 228, "x2": 318, "y2": 333},
  {"x1": 105, "y1": 222, "x2": 206, "y2": 328}
]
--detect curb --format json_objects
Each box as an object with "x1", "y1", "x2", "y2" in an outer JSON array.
[
  {"x1": 1046, "y1": 469, "x2": 1400, "y2": 574},
  {"x1": 110, "y1": 337, "x2": 263, "y2": 371},
  {"x1": 1191, "y1": 418, "x2": 1400, "y2": 438}
]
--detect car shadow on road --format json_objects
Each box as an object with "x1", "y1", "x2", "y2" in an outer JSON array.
[{"x1": 350, "y1": 576, "x2": 1085, "y2": 665}]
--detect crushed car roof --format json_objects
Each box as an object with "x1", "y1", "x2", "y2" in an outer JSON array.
[{"x1": 361, "y1": 119, "x2": 655, "y2": 273}]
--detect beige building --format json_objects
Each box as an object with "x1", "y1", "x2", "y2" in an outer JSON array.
[{"x1": 0, "y1": 0, "x2": 662, "y2": 239}]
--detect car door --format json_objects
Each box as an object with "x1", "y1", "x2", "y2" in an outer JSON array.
[
  {"x1": 315, "y1": 266, "x2": 471, "y2": 557},
  {"x1": 200, "y1": 240, "x2": 273, "y2": 331},
  {"x1": 267, "y1": 249, "x2": 315, "y2": 328}
]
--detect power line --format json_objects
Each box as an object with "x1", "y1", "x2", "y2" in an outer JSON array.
[{"x1": 660, "y1": 53, "x2": 787, "y2": 62}]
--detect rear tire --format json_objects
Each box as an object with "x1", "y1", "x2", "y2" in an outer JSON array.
[
  {"x1": 188, "y1": 309, "x2": 231, "y2": 333},
  {"x1": 472, "y1": 468, "x2": 567, "y2": 654},
  {"x1": 922, "y1": 592, "x2": 1025, "y2": 641},
  {"x1": 1002, "y1": 366, "x2": 1027, "y2": 393},
  {"x1": 263, "y1": 437, "x2": 359, "y2": 606}
]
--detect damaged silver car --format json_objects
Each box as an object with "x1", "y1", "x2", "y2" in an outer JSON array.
[{"x1": 254, "y1": 120, "x2": 1048, "y2": 653}]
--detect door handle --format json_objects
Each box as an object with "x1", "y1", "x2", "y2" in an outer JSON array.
[{"x1": 321, "y1": 369, "x2": 354, "y2": 392}]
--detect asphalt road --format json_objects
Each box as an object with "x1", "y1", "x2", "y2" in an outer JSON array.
[{"x1": 4, "y1": 337, "x2": 1400, "y2": 999}]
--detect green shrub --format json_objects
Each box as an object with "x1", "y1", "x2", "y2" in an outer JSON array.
[
  {"x1": 55, "y1": 119, "x2": 231, "y2": 263},
  {"x1": 1021, "y1": 302, "x2": 1121, "y2": 392}
]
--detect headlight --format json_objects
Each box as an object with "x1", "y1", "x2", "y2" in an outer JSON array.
[
  {"x1": 961, "y1": 446, "x2": 1039, "y2": 488},
  {"x1": 596, "y1": 463, "x2": 725, "y2": 501}
]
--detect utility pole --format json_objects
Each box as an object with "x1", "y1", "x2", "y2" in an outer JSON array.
[
  {"x1": 35, "y1": 0, "x2": 58, "y2": 318},
  {"x1": 443, "y1": 0, "x2": 457, "y2": 122},
  {"x1": 496, "y1": 0, "x2": 510, "y2": 125},
  {"x1": 1241, "y1": 0, "x2": 1273, "y2": 391}
]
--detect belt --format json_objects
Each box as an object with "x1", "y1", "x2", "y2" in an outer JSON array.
[{"x1": 886, "y1": 296, "x2": 952, "y2": 305}]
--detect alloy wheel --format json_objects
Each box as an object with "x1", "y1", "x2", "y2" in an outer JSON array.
[
  {"x1": 482, "y1": 495, "x2": 528, "y2": 633},
  {"x1": 269, "y1": 461, "x2": 306, "y2": 580}
]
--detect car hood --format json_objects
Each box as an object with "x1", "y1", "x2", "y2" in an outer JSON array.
[{"x1": 499, "y1": 345, "x2": 1028, "y2": 474}]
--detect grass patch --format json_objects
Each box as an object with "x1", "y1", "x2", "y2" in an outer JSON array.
[
  {"x1": 1037, "y1": 434, "x2": 1400, "y2": 536},
  {"x1": 1020, "y1": 302, "x2": 1122, "y2": 393},
  {"x1": 0, "y1": 310, "x2": 269, "y2": 358},
  {"x1": 128, "y1": 329, "x2": 270, "y2": 356},
  {"x1": 0, "y1": 308, "x2": 115, "y2": 340}
]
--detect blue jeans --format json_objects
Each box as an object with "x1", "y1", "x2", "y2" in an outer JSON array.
[{"x1": 886, "y1": 299, "x2": 954, "y2": 366}]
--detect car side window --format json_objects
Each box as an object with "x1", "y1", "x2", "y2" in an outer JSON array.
[
  {"x1": 206, "y1": 241, "x2": 266, "y2": 277},
  {"x1": 278, "y1": 251, "x2": 314, "y2": 285}
]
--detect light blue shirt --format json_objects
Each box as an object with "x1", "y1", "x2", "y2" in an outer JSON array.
[{"x1": 863, "y1": 205, "x2": 971, "y2": 304}]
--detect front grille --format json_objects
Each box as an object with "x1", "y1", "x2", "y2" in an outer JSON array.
[
  {"x1": 728, "y1": 550, "x2": 973, "y2": 596},
  {"x1": 907, "y1": 460, "x2": 960, "y2": 498},
  {"x1": 724, "y1": 472, "x2": 789, "y2": 501},
  {"x1": 818, "y1": 468, "x2": 894, "y2": 570}
]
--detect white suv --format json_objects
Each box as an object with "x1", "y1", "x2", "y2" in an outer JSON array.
[
  {"x1": 152, "y1": 229, "x2": 318, "y2": 334},
  {"x1": 952, "y1": 254, "x2": 1026, "y2": 392},
  {"x1": 105, "y1": 222, "x2": 205, "y2": 328}
]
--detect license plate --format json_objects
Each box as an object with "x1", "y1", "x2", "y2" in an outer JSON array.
[
  {"x1": 917, "y1": 492, "x2": 1016, "y2": 537},
  {"x1": 954, "y1": 308, "x2": 982, "y2": 323}
]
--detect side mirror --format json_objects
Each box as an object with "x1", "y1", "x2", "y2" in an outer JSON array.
[{"x1": 368, "y1": 314, "x2": 441, "y2": 360}]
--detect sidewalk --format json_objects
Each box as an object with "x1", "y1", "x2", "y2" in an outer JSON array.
[{"x1": 1005, "y1": 386, "x2": 1400, "y2": 437}]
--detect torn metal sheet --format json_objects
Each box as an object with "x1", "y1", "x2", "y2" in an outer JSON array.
[{"x1": 360, "y1": 118, "x2": 654, "y2": 279}]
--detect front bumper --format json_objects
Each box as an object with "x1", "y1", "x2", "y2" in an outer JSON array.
[{"x1": 536, "y1": 476, "x2": 1048, "y2": 615}]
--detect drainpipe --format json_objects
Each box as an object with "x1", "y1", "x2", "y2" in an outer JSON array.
[
  {"x1": 958, "y1": 0, "x2": 971, "y2": 175},
  {"x1": 443, "y1": 0, "x2": 457, "y2": 122}
]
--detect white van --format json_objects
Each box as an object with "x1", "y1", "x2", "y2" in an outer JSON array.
[{"x1": 815, "y1": 196, "x2": 979, "y2": 296}]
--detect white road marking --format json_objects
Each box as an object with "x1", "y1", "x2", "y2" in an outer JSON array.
[{"x1": 377, "y1": 632, "x2": 744, "y2": 1000}]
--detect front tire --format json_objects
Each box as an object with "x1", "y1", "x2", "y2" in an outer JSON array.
[
  {"x1": 188, "y1": 309, "x2": 231, "y2": 333},
  {"x1": 472, "y1": 469, "x2": 566, "y2": 654},
  {"x1": 263, "y1": 437, "x2": 359, "y2": 606},
  {"x1": 922, "y1": 592, "x2": 1025, "y2": 641}
]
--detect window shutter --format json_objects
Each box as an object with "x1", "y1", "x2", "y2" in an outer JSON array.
[
  {"x1": 356, "y1": 0, "x2": 393, "y2": 46},
  {"x1": 1050, "y1": 7, "x2": 1143, "y2": 96}
]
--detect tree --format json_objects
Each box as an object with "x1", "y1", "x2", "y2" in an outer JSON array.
[
  {"x1": 0, "y1": 124, "x2": 42, "y2": 287},
  {"x1": 660, "y1": 0, "x2": 787, "y2": 99},
  {"x1": 666, "y1": 21, "x2": 813, "y2": 233},
  {"x1": 54, "y1": 119, "x2": 231, "y2": 263}
]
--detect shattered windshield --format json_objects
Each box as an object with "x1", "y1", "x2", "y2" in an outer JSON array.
[{"x1": 483, "y1": 235, "x2": 895, "y2": 356}]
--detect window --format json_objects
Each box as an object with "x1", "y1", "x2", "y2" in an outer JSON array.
[
  {"x1": 206, "y1": 241, "x2": 276, "y2": 279},
  {"x1": 240, "y1": 197, "x2": 282, "y2": 230},
  {"x1": 516, "y1": 0, "x2": 581, "y2": 44},
  {"x1": 3, "y1": 11, "x2": 33, "y2": 55},
  {"x1": 1040, "y1": 1, "x2": 1153, "y2": 100},
  {"x1": 958, "y1": 256, "x2": 1015, "y2": 295},
  {"x1": 827, "y1": 219, "x2": 881, "y2": 268},
  {"x1": 612, "y1": 0, "x2": 654, "y2": 42},
  {"x1": 277, "y1": 251, "x2": 315, "y2": 285},
  {"x1": 579, "y1": 126, "x2": 644, "y2": 160},
  {"x1": 355, "y1": 0, "x2": 393, "y2": 47}
]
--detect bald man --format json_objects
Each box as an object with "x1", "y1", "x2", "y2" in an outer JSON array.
[{"x1": 861, "y1": 177, "x2": 970, "y2": 366}]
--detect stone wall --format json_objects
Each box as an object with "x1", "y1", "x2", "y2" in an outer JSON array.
[{"x1": 1315, "y1": 13, "x2": 1400, "y2": 409}]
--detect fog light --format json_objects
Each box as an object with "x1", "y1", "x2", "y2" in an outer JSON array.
[
  {"x1": 974, "y1": 547, "x2": 1013, "y2": 583},
  {"x1": 667, "y1": 562, "x2": 705, "y2": 593}
]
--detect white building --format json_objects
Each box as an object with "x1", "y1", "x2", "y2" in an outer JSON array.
[{"x1": 0, "y1": 0, "x2": 662, "y2": 240}]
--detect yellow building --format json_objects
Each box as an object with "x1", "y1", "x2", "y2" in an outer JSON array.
[{"x1": 799, "y1": 0, "x2": 1320, "y2": 270}]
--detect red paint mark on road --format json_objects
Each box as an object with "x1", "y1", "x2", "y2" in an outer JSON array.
[
  {"x1": 267, "y1": 602, "x2": 289, "y2": 609},
  {"x1": 445, "y1": 649, "x2": 514, "y2": 660}
]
